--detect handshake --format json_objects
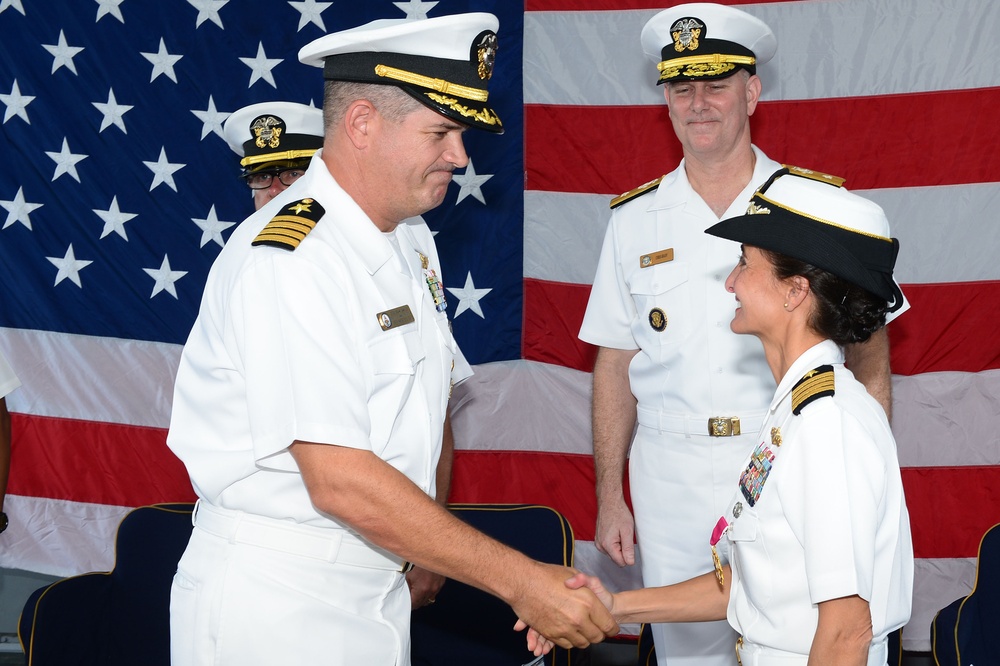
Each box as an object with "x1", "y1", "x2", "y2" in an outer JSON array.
[{"x1": 511, "y1": 565, "x2": 617, "y2": 657}]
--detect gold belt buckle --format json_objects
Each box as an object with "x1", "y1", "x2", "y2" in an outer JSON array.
[{"x1": 708, "y1": 417, "x2": 741, "y2": 437}]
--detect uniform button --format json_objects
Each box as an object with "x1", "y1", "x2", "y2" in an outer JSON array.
[{"x1": 716, "y1": 368, "x2": 723, "y2": 374}]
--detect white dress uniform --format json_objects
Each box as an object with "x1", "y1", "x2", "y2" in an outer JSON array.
[
  {"x1": 579, "y1": 146, "x2": 782, "y2": 665},
  {"x1": 722, "y1": 340, "x2": 913, "y2": 666},
  {"x1": 167, "y1": 151, "x2": 466, "y2": 665},
  {"x1": 0, "y1": 350, "x2": 20, "y2": 400}
]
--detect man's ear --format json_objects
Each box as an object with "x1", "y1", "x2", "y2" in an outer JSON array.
[
  {"x1": 345, "y1": 99, "x2": 376, "y2": 149},
  {"x1": 745, "y1": 73, "x2": 762, "y2": 116}
]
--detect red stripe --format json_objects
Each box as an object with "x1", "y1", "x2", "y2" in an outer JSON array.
[
  {"x1": 10, "y1": 412, "x2": 996, "y2": 559},
  {"x1": 888, "y1": 281, "x2": 1000, "y2": 375},
  {"x1": 522, "y1": 278, "x2": 598, "y2": 369},
  {"x1": 524, "y1": 278, "x2": 1000, "y2": 375},
  {"x1": 902, "y1": 466, "x2": 1000, "y2": 559},
  {"x1": 451, "y1": 450, "x2": 1000, "y2": 560},
  {"x1": 526, "y1": 89, "x2": 1000, "y2": 195},
  {"x1": 9, "y1": 414, "x2": 195, "y2": 506}
]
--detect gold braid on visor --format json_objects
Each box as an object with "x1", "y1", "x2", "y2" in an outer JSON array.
[
  {"x1": 657, "y1": 54, "x2": 756, "y2": 82},
  {"x1": 241, "y1": 149, "x2": 317, "y2": 168},
  {"x1": 374, "y1": 64, "x2": 489, "y2": 102}
]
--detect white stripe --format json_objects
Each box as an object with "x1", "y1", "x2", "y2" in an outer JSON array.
[
  {"x1": 574, "y1": 539, "x2": 976, "y2": 653},
  {"x1": 524, "y1": 190, "x2": 612, "y2": 285},
  {"x1": 525, "y1": 0, "x2": 1000, "y2": 106},
  {"x1": 0, "y1": 327, "x2": 179, "y2": 428},
  {"x1": 525, "y1": 183, "x2": 1000, "y2": 285},
  {"x1": 451, "y1": 359, "x2": 594, "y2": 455},
  {"x1": 893, "y1": 369, "x2": 1000, "y2": 467},
  {"x1": 0, "y1": 495, "x2": 129, "y2": 577}
]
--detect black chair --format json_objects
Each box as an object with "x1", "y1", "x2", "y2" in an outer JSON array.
[
  {"x1": 411, "y1": 503, "x2": 580, "y2": 666},
  {"x1": 18, "y1": 503, "x2": 195, "y2": 666},
  {"x1": 931, "y1": 522, "x2": 1000, "y2": 666}
]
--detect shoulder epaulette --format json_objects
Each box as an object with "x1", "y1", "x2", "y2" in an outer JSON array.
[
  {"x1": 791, "y1": 364, "x2": 835, "y2": 415},
  {"x1": 783, "y1": 165, "x2": 846, "y2": 188},
  {"x1": 610, "y1": 176, "x2": 664, "y2": 209},
  {"x1": 252, "y1": 198, "x2": 325, "y2": 251}
]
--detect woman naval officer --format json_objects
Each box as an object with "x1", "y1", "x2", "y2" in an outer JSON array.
[{"x1": 527, "y1": 166, "x2": 913, "y2": 666}]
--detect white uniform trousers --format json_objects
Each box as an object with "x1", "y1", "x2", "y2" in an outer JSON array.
[
  {"x1": 630, "y1": 421, "x2": 760, "y2": 666},
  {"x1": 170, "y1": 503, "x2": 411, "y2": 665}
]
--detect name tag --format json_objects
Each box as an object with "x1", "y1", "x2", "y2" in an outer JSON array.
[
  {"x1": 376, "y1": 305, "x2": 414, "y2": 331},
  {"x1": 639, "y1": 248, "x2": 674, "y2": 268}
]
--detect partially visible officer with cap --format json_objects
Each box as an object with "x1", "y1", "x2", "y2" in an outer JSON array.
[
  {"x1": 223, "y1": 101, "x2": 324, "y2": 211},
  {"x1": 577, "y1": 4, "x2": 899, "y2": 665},
  {"x1": 167, "y1": 12, "x2": 617, "y2": 665}
]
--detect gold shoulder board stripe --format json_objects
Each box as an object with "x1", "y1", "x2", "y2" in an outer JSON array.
[
  {"x1": 252, "y1": 198, "x2": 325, "y2": 251},
  {"x1": 791, "y1": 364, "x2": 835, "y2": 415},
  {"x1": 610, "y1": 176, "x2": 664, "y2": 209},
  {"x1": 783, "y1": 165, "x2": 847, "y2": 188}
]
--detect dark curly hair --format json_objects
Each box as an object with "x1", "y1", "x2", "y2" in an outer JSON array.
[{"x1": 761, "y1": 249, "x2": 888, "y2": 345}]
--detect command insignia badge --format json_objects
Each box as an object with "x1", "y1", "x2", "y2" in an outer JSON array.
[{"x1": 649, "y1": 307, "x2": 667, "y2": 332}]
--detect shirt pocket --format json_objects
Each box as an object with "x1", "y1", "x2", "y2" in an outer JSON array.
[
  {"x1": 366, "y1": 324, "x2": 425, "y2": 453},
  {"x1": 729, "y1": 511, "x2": 773, "y2": 610},
  {"x1": 627, "y1": 262, "x2": 692, "y2": 353}
]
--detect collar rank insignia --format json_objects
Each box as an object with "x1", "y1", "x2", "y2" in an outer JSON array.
[
  {"x1": 791, "y1": 365, "x2": 835, "y2": 415},
  {"x1": 610, "y1": 176, "x2": 664, "y2": 209},
  {"x1": 252, "y1": 198, "x2": 325, "y2": 251}
]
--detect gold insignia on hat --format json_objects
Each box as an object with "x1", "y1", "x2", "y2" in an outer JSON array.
[
  {"x1": 252, "y1": 198, "x2": 325, "y2": 251},
  {"x1": 784, "y1": 165, "x2": 846, "y2": 188},
  {"x1": 639, "y1": 248, "x2": 674, "y2": 268},
  {"x1": 791, "y1": 365, "x2": 835, "y2": 415},
  {"x1": 474, "y1": 30, "x2": 498, "y2": 81},
  {"x1": 771, "y1": 427, "x2": 782, "y2": 447},
  {"x1": 671, "y1": 17, "x2": 703, "y2": 52},
  {"x1": 251, "y1": 115, "x2": 284, "y2": 149},
  {"x1": 424, "y1": 92, "x2": 501, "y2": 127},
  {"x1": 746, "y1": 202, "x2": 771, "y2": 215},
  {"x1": 649, "y1": 307, "x2": 667, "y2": 332},
  {"x1": 610, "y1": 175, "x2": 664, "y2": 209}
]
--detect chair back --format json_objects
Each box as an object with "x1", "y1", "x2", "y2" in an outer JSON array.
[
  {"x1": 410, "y1": 503, "x2": 576, "y2": 666},
  {"x1": 18, "y1": 503, "x2": 195, "y2": 666}
]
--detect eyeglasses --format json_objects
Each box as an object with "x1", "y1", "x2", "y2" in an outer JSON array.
[{"x1": 243, "y1": 168, "x2": 306, "y2": 190}]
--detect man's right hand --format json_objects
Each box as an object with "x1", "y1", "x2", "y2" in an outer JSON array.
[
  {"x1": 595, "y1": 496, "x2": 635, "y2": 567},
  {"x1": 510, "y1": 562, "x2": 619, "y2": 650}
]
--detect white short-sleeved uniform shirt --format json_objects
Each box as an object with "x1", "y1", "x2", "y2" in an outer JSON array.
[
  {"x1": 579, "y1": 146, "x2": 781, "y2": 415},
  {"x1": 0, "y1": 350, "x2": 20, "y2": 400},
  {"x1": 723, "y1": 340, "x2": 913, "y2": 654},
  {"x1": 168, "y1": 152, "x2": 465, "y2": 528}
]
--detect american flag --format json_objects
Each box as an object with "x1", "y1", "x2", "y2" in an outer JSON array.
[{"x1": 1, "y1": 0, "x2": 999, "y2": 652}]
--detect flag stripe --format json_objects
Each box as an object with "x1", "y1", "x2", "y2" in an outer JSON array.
[
  {"x1": 523, "y1": 278, "x2": 1000, "y2": 375},
  {"x1": 525, "y1": 1, "x2": 1000, "y2": 106},
  {"x1": 9, "y1": 414, "x2": 193, "y2": 506},
  {"x1": 526, "y1": 91, "x2": 1000, "y2": 196},
  {"x1": 525, "y1": 185, "x2": 1000, "y2": 287},
  {"x1": 14, "y1": 410, "x2": 999, "y2": 560}
]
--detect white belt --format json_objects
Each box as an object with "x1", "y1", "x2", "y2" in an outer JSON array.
[
  {"x1": 192, "y1": 500, "x2": 412, "y2": 573},
  {"x1": 736, "y1": 637, "x2": 887, "y2": 666},
  {"x1": 636, "y1": 406, "x2": 766, "y2": 437}
]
